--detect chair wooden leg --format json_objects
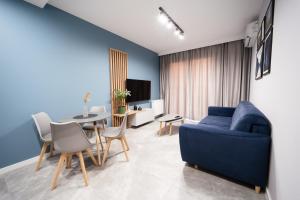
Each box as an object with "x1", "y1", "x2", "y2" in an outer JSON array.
[
  {"x1": 255, "y1": 186, "x2": 261, "y2": 193},
  {"x1": 77, "y1": 152, "x2": 88, "y2": 186},
  {"x1": 122, "y1": 135, "x2": 129, "y2": 151},
  {"x1": 101, "y1": 121, "x2": 105, "y2": 130},
  {"x1": 51, "y1": 153, "x2": 66, "y2": 190},
  {"x1": 86, "y1": 148, "x2": 98, "y2": 166},
  {"x1": 49, "y1": 143, "x2": 54, "y2": 157},
  {"x1": 35, "y1": 142, "x2": 48, "y2": 171},
  {"x1": 66, "y1": 155, "x2": 69, "y2": 168},
  {"x1": 99, "y1": 135, "x2": 104, "y2": 151},
  {"x1": 120, "y1": 138, "x2": 129, "y2": 161},
  {"x1": 169, "y1": 122, "x2": 173, "y2": 136},
  {"x1": 66, "y1": 154, "x2": 72, "y2": 169},
  {"x1": 94, "y1": 126, "x2": 102, "y2": 165},
  {"x1": 102, "y1": 138, "x2": 112, "y2": 164}
]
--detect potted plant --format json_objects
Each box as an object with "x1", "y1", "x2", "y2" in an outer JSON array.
[{"x1": 114, "y1": 89, "x2": 131, "y2": 114}]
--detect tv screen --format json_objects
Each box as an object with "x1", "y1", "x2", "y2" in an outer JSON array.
[{"x1": 126, "y1": 79, "x2": 151, "y2": 102}]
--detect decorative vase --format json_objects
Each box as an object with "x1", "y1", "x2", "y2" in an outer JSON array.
[
  {"x1": 118, "y1": 105, "x2": 126, "y2": 114},
  {"x1": 83, "y1": 104, "x2": 89, "y2": 117}
]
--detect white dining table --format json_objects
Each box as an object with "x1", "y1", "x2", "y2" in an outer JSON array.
[{"x1": 60, "y1": 112, "x2": 111, "y2": 165}]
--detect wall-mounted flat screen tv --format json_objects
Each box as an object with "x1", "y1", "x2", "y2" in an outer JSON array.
[{"x1": 126, "y1": 79, "x2": 151, "y2": 102}]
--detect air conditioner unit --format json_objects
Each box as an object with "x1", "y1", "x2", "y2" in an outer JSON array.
[{"x1": 244, "y1": 21, "x2": 259, "y2": 48}]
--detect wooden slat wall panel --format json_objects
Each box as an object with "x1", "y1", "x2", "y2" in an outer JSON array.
[{"x1": 109, "y1": 48, "x2": 128, "y2": 126}]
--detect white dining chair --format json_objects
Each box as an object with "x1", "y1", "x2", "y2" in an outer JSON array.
[
  {"x1": 32, "y1": 112, "x2": 54, "y2": 171},
  {"x1": 101, "y1": 113, "x2": 129, "y2": 165},
  {"x1": 82, "y1": 106, "x2": 107, "y2": 150},
  {"x1": 83, "y1": 106, "x2": 107, "y2": 129},
  {"x1": 50, "y1": 122, "x2": 98, "y2": 190}
]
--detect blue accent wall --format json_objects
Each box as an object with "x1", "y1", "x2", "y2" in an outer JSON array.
[{"x1": 0, "y1": 0, "x2": 159, "y2": 168}]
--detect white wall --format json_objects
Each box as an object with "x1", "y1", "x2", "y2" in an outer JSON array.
[{"x1": 249, "y1": 0, "x2": 300, "y2": 200}]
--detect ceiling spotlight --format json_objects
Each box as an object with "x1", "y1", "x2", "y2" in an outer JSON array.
[
  {"x1": 179, "y1": 33, "x2": 184, "y2": 40},
  {"x1": 174, "y1": 29, "x2": 180, "y2": 36},
  {"x1": 158, "y1": 12, "x2": 168, "y2": 24},
  {"x1": 158, "y1": 7, "x2": 185, "y2": 40},
  {"x1": 166, "y1": 21, "x2": 173, "y2": 29}
]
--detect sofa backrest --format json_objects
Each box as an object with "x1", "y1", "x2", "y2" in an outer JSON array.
[{"x1": 230, "y1": 101, "x2": 271, "y2": 135}]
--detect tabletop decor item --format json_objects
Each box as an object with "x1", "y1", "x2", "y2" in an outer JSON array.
[
  {"x1": 114, "y1": 89, "x2": 131, "y2": 114},
  {"x1": 83, "y1": 92, "x2": 91, "y2": 117}
]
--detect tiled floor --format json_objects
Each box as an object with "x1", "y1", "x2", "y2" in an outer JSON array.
[{"x1": 0, "y1": 121, "x2": 266, "y2": 200}]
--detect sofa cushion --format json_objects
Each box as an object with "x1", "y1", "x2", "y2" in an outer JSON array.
[
  {"x1": 230, "y1": 101, "x2": 270, "y2": 134},
  {"x1": 200, "y1": 116, "x2": 232, "y2": 129}
]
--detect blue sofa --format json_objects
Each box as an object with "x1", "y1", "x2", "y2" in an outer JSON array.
[{"x1": 179, "y1": 101, "x2": 271, "y2": 189}]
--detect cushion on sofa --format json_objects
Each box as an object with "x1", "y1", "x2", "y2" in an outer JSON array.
[
  {"x1": 230, "y1": 101, "x2": 270, "y2": 134},
  {"x1": 200, "y1": 116, "x2": 232, "y2": 129}
]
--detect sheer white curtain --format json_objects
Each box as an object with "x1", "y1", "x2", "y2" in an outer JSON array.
[{"x1": 160, "y1": 40, "x2": 251, "y2": 120}]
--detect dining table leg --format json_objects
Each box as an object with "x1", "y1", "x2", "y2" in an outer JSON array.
[
  {"x1": 159, "y1": 121, "x2": 162, "y2": 136},
  {"x1": 94, "y1": 124, "x2": 102, "y2": 166}
]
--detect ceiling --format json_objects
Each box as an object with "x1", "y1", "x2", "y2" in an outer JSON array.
[{"x1": 47, "y1": 0, "x2": 264, "y2": 55}]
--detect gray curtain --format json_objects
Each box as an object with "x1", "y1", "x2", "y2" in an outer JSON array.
[{"x1": 160, "y1": 40, "x2": 251, "y2": 120}]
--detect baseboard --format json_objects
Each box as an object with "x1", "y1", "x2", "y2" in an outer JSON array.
[
  {"x1": 265, "y1": 188, "x2": 272, "y2": 200},
  {"x1": 0, "y1": 155, "x2": 40, "y2": 176}
]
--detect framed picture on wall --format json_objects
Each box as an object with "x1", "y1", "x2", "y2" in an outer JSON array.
[
  {"x1": 255, "y1": 44, "x2": 264, "y2": 80},
  {"x1": 263, "y1": 29, "x2": 273, "y2": 75},
  {"x1": 264, "y1": 0, "x2": 274, "y2": 36},
  {"x1": 257, "y1": 18, "x2": 265, "y2": 49}
]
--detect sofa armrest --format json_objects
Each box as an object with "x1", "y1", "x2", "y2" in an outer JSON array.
[
  {"x1": 208, "y1": 106, "x2": 235, "y2": 117},
  {"x1": 179, "y1": 124, "x2": 271, "y2": 187}
]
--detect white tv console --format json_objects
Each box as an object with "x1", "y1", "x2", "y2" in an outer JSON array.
[
  {"x1": 113, "y1": 99, "x2": 164, "y2": 127},
  {"x1": 129, "y1": 108, "x2": 154, "y2": 127}
]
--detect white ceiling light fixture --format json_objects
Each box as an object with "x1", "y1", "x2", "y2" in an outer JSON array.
[{"x1": 158, "y1": 7, "x2": 184, "y2": 40}]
